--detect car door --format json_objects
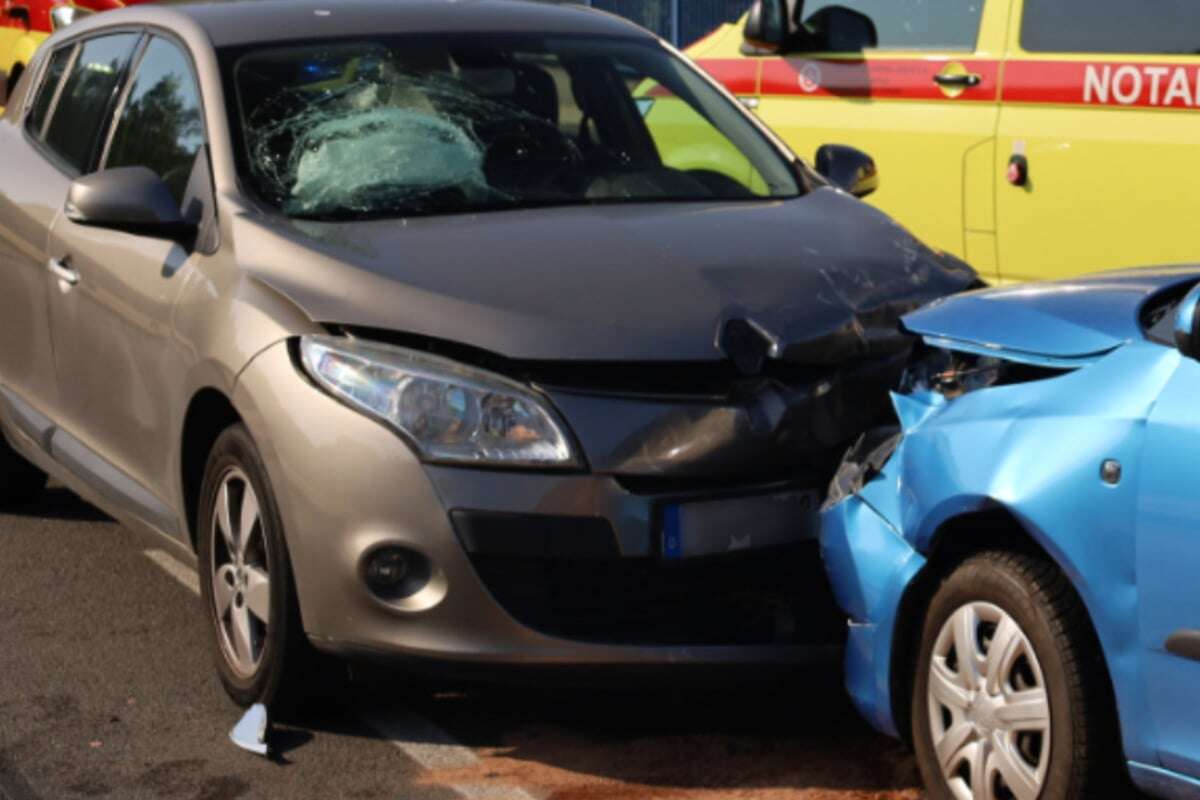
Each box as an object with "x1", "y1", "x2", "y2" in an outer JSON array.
[
  {"x1": 995, "y1": 0, "x2": 1200, "y2": 283},
  {"x1": 1136, "y1": 347, "x2": 1200, "y2": 780},
  {"x1": 45, "y1": 33, "x2": 207, "y2": 536},
  {"x1": 750, "y1": 0, "x2": 1009, "y2": 282},
  {"x1": 0, "y1": 33, "x2": 134, "y2": 447}
]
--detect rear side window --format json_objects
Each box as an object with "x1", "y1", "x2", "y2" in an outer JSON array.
[
  {"x1": 42, "y1": 33, "x2": 139, "y2": 172},
  {"x1": 105, "y1": 37, "x2": 206, "y2": 205},
  {"x1": 1022, "y1": 0, "x2": 1200, "y2": 54},
  {"x1": 26, "y1": 46, "x2": 74, "y2": 136},
  {"x1": 801, "y1": 0, "x2": 985, "y2": 51}
]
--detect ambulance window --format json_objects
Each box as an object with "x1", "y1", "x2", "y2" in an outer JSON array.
[
  {"x1": 1023, "y1": 0, "x2": 1200, "y2": 54},
  {"x1": 800, "y1": 0, "x2": 984, "y2": 52}
]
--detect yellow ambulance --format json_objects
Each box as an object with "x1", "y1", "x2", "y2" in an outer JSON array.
[{"x1": 688, "y1": 0, "x2": 1200, "y2": 284}]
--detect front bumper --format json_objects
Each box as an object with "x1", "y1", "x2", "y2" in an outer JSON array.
[
  {"x1": 233, "y1": 342, "x2": 844, "y2": 669},
  {"x1": 820, "y1": 489, "x2": 925, "y2": 737}
]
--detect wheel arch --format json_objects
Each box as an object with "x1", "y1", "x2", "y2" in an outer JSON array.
[
  {"x1": 180, "y1": 387, "x2": 242, "y2": 552},
  {"x1": 887, "y1": 505, "x2": 1122, "y2": 750}
]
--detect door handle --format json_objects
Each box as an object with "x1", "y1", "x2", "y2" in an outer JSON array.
[
  {"x1": 47, "y1": 257, "x2": 79, "y2": 287},
  {"x1": 933, "y1": 73, "x2": 982, "y2": 88}
]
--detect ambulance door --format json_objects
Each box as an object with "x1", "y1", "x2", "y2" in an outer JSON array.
[
  {"x1": 752, "y1": 0, "x2": 1009, "y2": 281},
  {"x1": 995, "y1": 0, "x2": 1200, "y2": 283}
]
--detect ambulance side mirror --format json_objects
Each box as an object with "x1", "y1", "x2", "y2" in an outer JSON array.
[
  {"x1": 1173, "y1": 285, "x2": 1200, "y2": 361},
  {"x1": 803, "y1": 6, "x2": 878, "y2": 52},
  {"x1": 7, "y1": 6, "x2": 30, "y2": 29},
  {"x1": 743, "y1": 0, "x2": 788, "y2": 53},
  {"x1": 815, "y1": 144, "x2": 879, "y2": 198}
]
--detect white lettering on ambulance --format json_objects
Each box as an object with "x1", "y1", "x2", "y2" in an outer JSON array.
[
  {"x1": 1084, "y1": 64, "x2": 1110, "y2": 104},
  {"x1": 1083, "y1": 63, "x2": 1200, "y2": 108},
  {"x1": 1144, "y1": 66, "x2": 1169, "y2": 104},
  {"x1": 1164, "y1": 68, "x2": 1192, "y2": 106},
  {"x1": 1112, "y1": 65, "x2": 1142, "y2": 104}
]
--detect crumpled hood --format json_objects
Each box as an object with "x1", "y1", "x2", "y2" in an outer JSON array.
[
  {"x1": 902, "y1": 267, "x2": 1200, "y2": 359},
  {"x1": 236, "y1": 188, "x2": 975, "y2": 363}
]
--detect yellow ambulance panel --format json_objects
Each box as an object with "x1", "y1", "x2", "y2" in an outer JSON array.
[{"x1": 690, "y1": 0, "x2": 1200, "y2": 283}]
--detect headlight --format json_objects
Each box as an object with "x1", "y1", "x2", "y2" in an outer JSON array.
[
  {"x1": 299, "y1": 336, "x2": 581, "y2": 468},
  {"x1": 900, "y1": 345, "x2": 1069, "y2": 399}
]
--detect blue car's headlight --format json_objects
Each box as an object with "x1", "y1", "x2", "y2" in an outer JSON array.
[
  {"x1": 900, "y1": 347, "x2": 1069, "y2": 400},
  {"x1": 300, "y1": 336, "x2": 581, "y2": 468},
  {"x1": 900, "y1": 349, "x2": 1006, "y2": 398}
]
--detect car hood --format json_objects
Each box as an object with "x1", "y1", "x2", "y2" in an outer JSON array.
[
  {"x1": 902, "y1": 267, "x2": 1200, "y2": 359},
  {"x1": 236, "y1": 188, "x2": 976, "y2": 364}
]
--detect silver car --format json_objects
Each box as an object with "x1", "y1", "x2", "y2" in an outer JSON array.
[{"x1": 0, "y1": 0, "x2": 974, "y2": 707}]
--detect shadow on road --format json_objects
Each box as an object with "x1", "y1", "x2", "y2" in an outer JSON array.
[
  {"x1": 4, "y1": 487, "x2": 113, "y2": 523},
  {"x1": 288, "y1": 669, "x2": 926, "y2": 799}
]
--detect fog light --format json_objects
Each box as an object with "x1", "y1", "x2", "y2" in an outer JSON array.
[{"x1": 362, "y1": 545, "x2": 431, "y2": 602}]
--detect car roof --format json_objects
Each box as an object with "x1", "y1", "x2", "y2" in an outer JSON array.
[{"x1": 128, "y1": 0, "x2": 654, "y2": 49}]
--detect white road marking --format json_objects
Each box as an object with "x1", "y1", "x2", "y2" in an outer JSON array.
[
  {"x1": 142, "y1": 547, "x2": 539, "y2": 799},
  {"x1": 142, "y1": 549, "x2": 200, "y2": 596},
  {"x1": 360, "y1": 708, "x2": 541, "y2": 800},
  {"x1": 360, "y1": 707, "x2": 479, "y2": 771}
]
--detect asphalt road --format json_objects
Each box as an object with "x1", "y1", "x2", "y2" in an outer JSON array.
[{"x1": 0, "y1": 485, "x2": 923, "y2": 800}]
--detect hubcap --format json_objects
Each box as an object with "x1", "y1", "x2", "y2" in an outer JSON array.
[
  {"x1": 928, "y1": 602, "x2": 1051, "y2": 800},
  {"x1": 210, "y1": 468, "x2": 271, "y2": 678}
]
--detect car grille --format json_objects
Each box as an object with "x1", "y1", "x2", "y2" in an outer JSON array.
[{"x1": 465, "y1": 541, "x2": 845, "y2": 647}]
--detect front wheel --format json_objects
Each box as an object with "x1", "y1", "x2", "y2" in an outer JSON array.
[
  {"x1": 197, "y1": 424, "x2": 313, "y2": 709},
  {"x1": 911, "y1": 551, "x2": 1122, "y2": 800}
]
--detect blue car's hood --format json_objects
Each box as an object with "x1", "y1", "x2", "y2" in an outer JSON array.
[{"x1": 902, "y1": 267, "x2": 1200, "y2": 358}]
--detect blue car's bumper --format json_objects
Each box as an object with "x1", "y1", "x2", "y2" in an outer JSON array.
[{"x1": 821, "y1": 491, "x2": 924, "y2": 738}]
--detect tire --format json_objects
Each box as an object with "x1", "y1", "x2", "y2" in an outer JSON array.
[
  {"x1": 196, "y1": 423, "x2": 320, "y2": 710},
  {"x1": 911, "y1": 551, "x2": 1124, "y2": 800},
  {"x1": 0, "y1": 432, "x2": 47, "y2": 507}
]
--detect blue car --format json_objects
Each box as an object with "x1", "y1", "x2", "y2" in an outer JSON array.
[{"x1": 821, "y1": 267, "x2": 1200, "y2": 800}]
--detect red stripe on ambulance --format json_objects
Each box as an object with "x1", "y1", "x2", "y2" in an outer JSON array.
[
  {"x1": 759, "y1": 58, "x2": 1000, "y2": 101},
  {"x1": 695, "y1": 58, "x2": 758, "y2": 95},
  {"x1": 1004, "y1": 60, "x2": 1200, "y2": 109}
]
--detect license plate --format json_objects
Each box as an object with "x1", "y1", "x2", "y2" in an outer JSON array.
[{"x1": 660, "y1": 489, "x2": 820, "y2": 561}]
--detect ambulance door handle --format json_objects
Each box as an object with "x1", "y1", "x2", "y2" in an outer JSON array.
[{"x1": 933, "y1": 73, "x2": 982, "y2": 88}]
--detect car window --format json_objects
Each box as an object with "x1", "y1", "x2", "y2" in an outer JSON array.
[
  {"x1": 224, "y1": 34, "x2": 800, "y2": 221},
  {"x1": 26, "y1": 45, "x2": 74, "y2": 136},
  {"x1": 42, "y1": 32, "x2": 139, "y2": 173},
  {"x1": 801, "y1": 0, "x2": 985, "y2": 52},
  {"x1": 1022, "y1": 0, "x2": 1200, "y2": 54},
  {"x1": 105, "y1": 37, "x2": 206, "y2": 205}
]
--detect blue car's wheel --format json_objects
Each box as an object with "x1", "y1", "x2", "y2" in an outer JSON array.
[{"x1": 910, "y1": 551, "x2": 1123, "y2": 800}]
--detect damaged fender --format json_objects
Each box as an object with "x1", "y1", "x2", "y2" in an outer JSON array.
[{"x1": 820, "y1": 337, "x2": 1181, "y2": 764}]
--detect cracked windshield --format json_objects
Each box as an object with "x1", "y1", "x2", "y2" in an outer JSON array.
[{"x1": 226, "y1": 34, "x2": 799, "y2": 220}]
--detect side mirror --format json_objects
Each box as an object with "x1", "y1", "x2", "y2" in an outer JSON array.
[
  {"x1": 743, "y1": 0, "x2": 789, "y2": 53},
  {"x1": 7, "y1": 5, "x2": 30, "y2": 29},
  {"x1": 1174, "y1": 285, "x2": 1200, "y2": 360},
  {"x1": 65, "y1": 167, "x2": 196, "y2": 242},
  {"x1": 803, "y1": 5, "x2": 878, "y2": 51},
  {"x1": 815, "y1": 144, "x2": 878, "y2": 198}
]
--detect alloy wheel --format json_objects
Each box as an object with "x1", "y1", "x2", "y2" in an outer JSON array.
[
  {"x1": 927, "y1": 602, "x2": 1051, "y2": 800},
  {"x1": 210, "y1": 468, "x2": 272, "y2": 678}
]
